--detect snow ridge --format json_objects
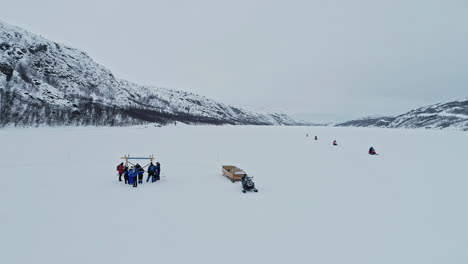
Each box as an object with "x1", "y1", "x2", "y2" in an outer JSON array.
[
  {"x1": 335, "y1": 100, "x2": 468, "y2": 131},
  {"x1": 0, "y1": 20, "x2": 297, "y2": 127}
]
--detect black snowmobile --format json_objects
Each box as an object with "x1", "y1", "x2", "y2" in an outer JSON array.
[{"x1": 241, "y1": 174, "x2": 258, "y2": 193}]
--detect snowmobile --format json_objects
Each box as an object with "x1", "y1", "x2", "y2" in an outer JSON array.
[{"x1": 241, "y1": 174, "x2": 258, "y2": 193}]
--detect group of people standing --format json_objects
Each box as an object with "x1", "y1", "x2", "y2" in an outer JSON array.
[{"x1": 116, "y1": 162, "x2": 161, "y2": 188}]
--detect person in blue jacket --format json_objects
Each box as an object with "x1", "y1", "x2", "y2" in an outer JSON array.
[
  {"x1": 127, "y1": 167, "x2": 133, "y2": 185},
  {"x1": 147, "y1": 163, "x2": 155, "y2": 182},
  {"x1": 155, "y1": 162, "x2": 161, "y2": 182},
  {"x1": 131, "y1": 167, "x2": 138, "y2": 188}
]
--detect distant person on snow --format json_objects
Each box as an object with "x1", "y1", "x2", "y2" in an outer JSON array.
[
  {"x1": 333, "y1": 140, "x2": 338, "y2": 146},
  {"x1": 155, "y1": 162, "x2": 161, "y2": 182},
  {"x1": 116, "y1": 162, "x2": 124, "y2": 182},
  {"x1": 315, "y1": 136, "x2": 318, "y2": 140},
  {"x1": 369, "y1": 147, "x2": 377, "y2": 155},
  {"x1": 123, "y1": 166, "x2": 129, "y2": 184},
  {"x1": 147, "y1": 163, "x2": 156, "y2": 182},
  {"x1": 306, "y1": 133, "x2": 309, "y2": 137}
]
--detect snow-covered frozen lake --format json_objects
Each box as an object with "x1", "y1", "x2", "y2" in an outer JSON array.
[{"x1": 1, "y1": 125, "x2": 467, "y2": 264}]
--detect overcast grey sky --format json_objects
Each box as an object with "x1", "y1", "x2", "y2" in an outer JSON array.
[{"x1": 2, "y1": 0, "x2": 468, "y2": 121}]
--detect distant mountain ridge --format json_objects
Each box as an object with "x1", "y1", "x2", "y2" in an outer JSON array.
[
  {"x1": 0, "y1": 20, "x2": 297, "y2": 127},
  {"x1": 336, "y1": 99, "x2": 468, "y2": 131},
  {"x1": 334, "y1": 116, "x2": 396, "y2": 128}
]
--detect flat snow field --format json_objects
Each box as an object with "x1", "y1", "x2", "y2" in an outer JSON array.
[{"x1": 1, "y1": 125, "x2": 467, "y2": 264}]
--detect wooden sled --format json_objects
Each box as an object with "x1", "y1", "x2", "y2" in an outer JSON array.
[{"x1": 222, "y1": 165, "x2": 246, "y2": 183}]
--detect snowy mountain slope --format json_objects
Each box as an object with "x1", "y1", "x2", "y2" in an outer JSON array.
[
  {"x1": 336, "y1": 99, "x2": 468, "y2": 131},
  {"x1": 335, "y1": 116, "x2": 396, "y2": 128},
  {"x1": 0, "y1": 20, "x2": 297, "y2": 126},
  {"x1": 387, "y1": 99, "x2": 468, "y2": 130}
]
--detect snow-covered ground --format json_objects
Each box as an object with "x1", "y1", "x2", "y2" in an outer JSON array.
[{"x1": 1, "y1": 125, "x2": 467, "y2": 264}]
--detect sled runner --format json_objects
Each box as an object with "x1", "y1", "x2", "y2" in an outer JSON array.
[{"x1": 222, "y1": 165, "x2": 246, "y2": 183}]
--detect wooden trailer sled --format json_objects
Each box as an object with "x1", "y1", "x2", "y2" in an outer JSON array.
[{"x1": 222, "y1": 165, "x2": 246, "y2": 183}]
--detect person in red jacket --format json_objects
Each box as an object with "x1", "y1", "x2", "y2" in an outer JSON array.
[{"x1": 116, "y1": 162, "x2": 124, "y2": 181}]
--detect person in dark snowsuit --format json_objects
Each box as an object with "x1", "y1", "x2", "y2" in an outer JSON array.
[
  {"x1": 131, "y1": 167, "x2": 138, "y2": 188},
  {"x1": 137, "y1": 164, "x2": 144, "y2": 184},
  {"x1": 123, "y1": 166, "x2": 129, "y2": 184},
  {"x1": 155, "y1": 162, "x2": 161, "y2": 182},
  {"x1": 147, "y1": 163, "x2": 156, "y2": 182},
  {"x1": 315, "y1": 136, "x2": 318, "y2": 140},
  {"x1": 333, "y1": 140, "x2": 338, "y2": 146},
  {"x1": 369, "y1": 147, "x2": 377, "y2": 155},
  {"x1": 117, "y1": 162, "x2": 124, "y2": 181}
]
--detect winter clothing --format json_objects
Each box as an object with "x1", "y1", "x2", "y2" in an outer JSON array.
[
  {"x1": 147, "y1": 164, "x2": 156, "y2": 182},
  {"x1": 117, "y1": 163, "x2": 124, "y2": 181},
  {"x1": 123, "y1": 167, "x2": 129, "y2": 184},
  {"x1": 155, "y1": 163, "x2": 161, "y2": 181},
  {"x1": 138, "y1": 167, "x2": 144, "y2": 184},
  {"x1": 369, "y1": 147, "x2": 377, "y2": 155},
  {"x1": 147, "y1": 171, "x2": 155, "y2": 182},
  {"x1": 133, "y1": 164, "x2": 142, "y2": 184},
  {"x1": 117, "y1": 163, "x2": 124, "y2": 174},
  {"x1": 129, "y1": 168, "x2": 137, "y2": 187},
  {"x1": 333, "y1": 140, "x2": 338, "y2": 146}
]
